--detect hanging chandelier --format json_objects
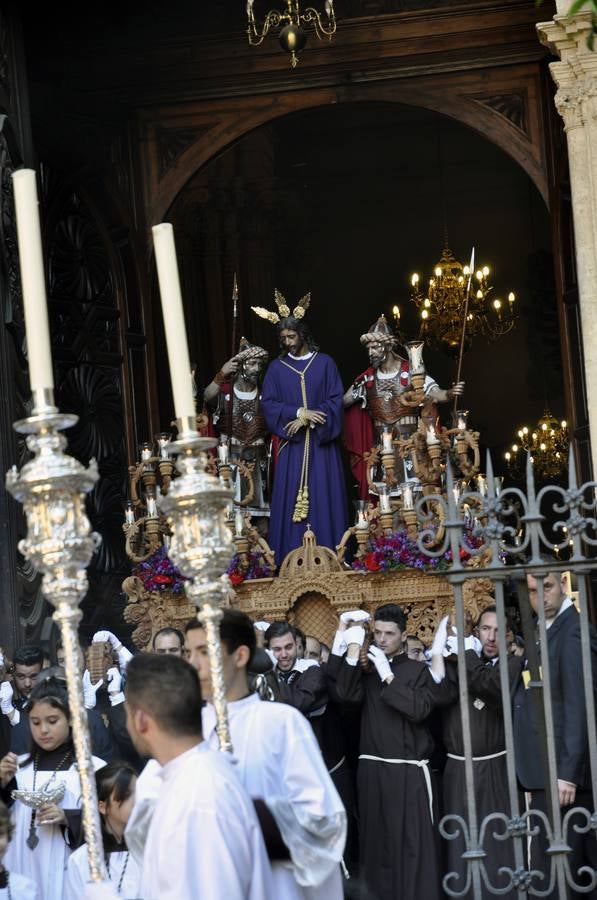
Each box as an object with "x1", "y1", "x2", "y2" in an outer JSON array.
[
  {"x1": 409, "y1": 245, "x2": 517, "y2": 353},
  {"x1": 504, "y1": 410, "x2": 569, "y2": 479},
  {"x1": 246, "y1": 0, "x2": 336, "y2": 67}
]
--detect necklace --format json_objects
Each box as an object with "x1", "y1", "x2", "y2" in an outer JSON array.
[
  {"x1": 26, "y1": 747, "x2": 73, "y2": 851},
  {"x1": 107, "y1": 850, "x2": 130, "y2": 894}
]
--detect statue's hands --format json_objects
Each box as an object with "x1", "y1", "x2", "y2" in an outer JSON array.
[
  {"x1": 448, "y1": 381, "x2": 465, "y2": 398},
  {"x1": 221, "y1": 358, "x2": 239, "y2": 378},
  {"x1": 302, "y1": 409, "x2": 327, "y2": 426},
  {"x1": 285, "y1": 418, "x2": 304, "y2": 437}
]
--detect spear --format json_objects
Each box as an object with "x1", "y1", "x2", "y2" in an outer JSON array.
[
  {"x1": 226, "y1": 274, "x2": 239, "y2": 451},
  {"x1": 453, "y1": 247, "x2": 474, "y2": 418}
]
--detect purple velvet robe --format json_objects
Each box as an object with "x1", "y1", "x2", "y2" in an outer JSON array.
[{"x1": 261, "y1": 351, "x2": 348, "y2": 565}]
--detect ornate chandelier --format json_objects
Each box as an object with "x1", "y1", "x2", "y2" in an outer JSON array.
[
  {"x1": 505, "y1": 410, "x2": 569, "y2": 479},
  {"x1": 409, "y1": 245, "x2": 517, "y2": 352},
  {"x1": 246, "y1": 0, "x2": 336, "y2": 67}
]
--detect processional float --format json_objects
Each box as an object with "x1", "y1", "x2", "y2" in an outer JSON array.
[{"x1": 7, "y1": 170, "x2": 235, "y2": 895}]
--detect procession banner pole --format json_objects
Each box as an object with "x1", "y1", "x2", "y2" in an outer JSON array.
[
  {"x1": 452, "y1": 246, "x2": 475, "y2": 419},
  {"x1": 225, "y1": 274, "x2": 240, "y2": 456}
]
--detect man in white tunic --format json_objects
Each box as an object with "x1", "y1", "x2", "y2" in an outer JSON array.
[
  {"x1": 124, "y1": 652, "x2": 273, "y2": 900},
  {"x1": 185, "y1": 610, "x2": 346, "y2": 900}
]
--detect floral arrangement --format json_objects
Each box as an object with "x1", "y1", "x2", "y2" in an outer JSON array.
[
  {"x1": 352, "y1": 528, "x2": 483, "y2": 574},
  {"x1": 132, "y1": 545, "x2": 188, "y2": 593},
  {"x1": 227, "y1": 551, "x2": 275, "y2": 586}
]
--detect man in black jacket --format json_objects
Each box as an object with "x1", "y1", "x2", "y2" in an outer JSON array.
[{"x1": 513, "y1": 570, "x2": 597, "y2": 897}]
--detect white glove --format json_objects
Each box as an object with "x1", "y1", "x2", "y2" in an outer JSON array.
[
  {"x1": 367, "y1": 645, "x2": 393, "y2": 683},
  {"x1": 115, "y1": 645, "x2": 133, "y2": 673},
  {"x1": 331, "y1": 630, "x2": 347, "y2": 657},
  {"x1": 0, "y1": 681, "x2": 15, "y2": 717},
  {"x1": 254, "y1": 621, "x2": 270, "y2": 632},
  {"x1": 344, "y1": 626, "x2": 366, "y2": 648},
  {"x1": 106, "y1": 667, "x2": 125, "y2": 707},
  {"x1": 82, "y1": 670, "x2": 104, "y2": 709},
  {"x1": 340, "y1": 610, "x2": 370, "y2": 625},
  {"x1": 92, "y1": 630, "x2": 122, "y2": 650},
  {"x1": 445, "y1": 628, "x2": 482, "y2": 657},
  {"x1": 431, "y1": 615, "x2": 449, "y2": 657},
  {"x1": 294, "y1": 658, "x2": 319, "y2": 672}
]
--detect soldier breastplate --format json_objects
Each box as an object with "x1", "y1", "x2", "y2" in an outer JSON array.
[
  {"x1": 367, "y1": 374, "x2": 413, "y2": 427},
  {"x1": 230, "y1": 393, "x2": 266, "y2": 447}
]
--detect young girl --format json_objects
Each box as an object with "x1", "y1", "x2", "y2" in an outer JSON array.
[
  {"x1": 0, "y1": 678, "x2": 105, "y2": 900},
  {"x1": 65, "y1": 762, "x2": 141, "y2": 899},
  {"x1": 0, "y1": 800, "x2": 37, "y2": 899}
]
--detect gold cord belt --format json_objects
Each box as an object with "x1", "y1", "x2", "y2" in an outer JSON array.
[{"x1": 279, "y1": 352, "x2": 318, "y2": 523}]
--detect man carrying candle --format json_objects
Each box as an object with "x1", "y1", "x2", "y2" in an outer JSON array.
[
  {"x1": 204, "y1": 337, "x2": 270, "y2": 520},
  {"x1": 253, "y1": 291, "x2": 348, "y2": 563},
  {"x1": 343, "y1": 315, "x2": 464, "y2": 500}
]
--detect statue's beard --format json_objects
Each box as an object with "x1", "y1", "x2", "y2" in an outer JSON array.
[
  {"x1": 370, "y1": 354, "x2": 385, "y2": 370},
  {"x1": 240, "y1": 369, "x2": 259, "y2": 386}
]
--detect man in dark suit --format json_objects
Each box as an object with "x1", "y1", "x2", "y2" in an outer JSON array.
[{"x1": 513, "y1": 570, "x2": 597, "y2": 897}]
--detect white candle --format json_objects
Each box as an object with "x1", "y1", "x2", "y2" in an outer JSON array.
[
  {"x1": 406, "y1": 340, "x2": 425, "y2": 376},
  {"x1": 125, "y1": 503, "x2": 135, "y2": 525},
  {"x1": 401, "y1": 483, "x2": 414, "y2": 510},
  {"x1": 235, "y1": 511, "x2": 244, "y2": 536},
  {"x1": 457, "y1": 410, "x2": 468, "y2": 432},
  {"x1": 157, "y1": 434, "x2": 171, "y2": 459},
  {"x1": 152, "y1": 223, "x2": 196, "y2": 422},
  {"x1": 141, "y1": 444, "x2": 152, "y2": 462},
  {"x1": 356, "y1": 510, "x2": 369, "y2": 530},
  {"x1": 218, "y1": 443, "x2": 229, "y2": 464},
  {"x1": 477, "y1": 475, "x2": 488, "y2": 497},
  {"x1": 426, "y1": 424, "x2": 439, "y2": 446},
  {"x1": 379, "y1": 492, "x2": 392, "y2": 514},
  {"x1": 12, "y1": 170, "x2": 54, "y2": 394},
  {"x1": 146, "y1": 496, "x2": 158, "y2": 518},
  {"x1": 381, "y1": 430, "x2": 393, "y2": 453}
]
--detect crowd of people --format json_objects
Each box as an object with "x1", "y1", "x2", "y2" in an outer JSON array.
[{"x1": 0, "y1": 567, "x2": 594, "y2": 899}]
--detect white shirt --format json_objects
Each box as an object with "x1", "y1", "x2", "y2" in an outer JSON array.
[
  {"x1": 0, "y1": 873, "x2": 38, "y2": 899},
  {"x1": 546, "y1": 596, "x2": 575, "y2": 629},
  {"x1": 140, "y1": 742, "x2": 273, "y2": 900},
  {"x1": 202, "y1": 694, "x2": 346, "y2": 900}
]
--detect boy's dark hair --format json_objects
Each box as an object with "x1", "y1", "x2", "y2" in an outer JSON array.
[
  {"x1": 152, "y1": 627, "x2": 184, "y2": 650},
  {"x1": 13, "y1": 645, "x2": 44, "y2": 668},
  {"x1": 476, "y1": 605, "x2": 497, "y2": 629},
  {"x1": 0, "y1": 800, "x2": 13, "y2": 841},
  {"x1": 264, "y1": 621, "x2": 294, "y2": 648},
  {"x1": 373, "y1": 603, "x2": 407, "y2": 632},
  {"x1": 125, "y1": 653, "x2": 203, "y2": 738},
  {"x1": 186, "y1": 610, "x2": 256, "y2": 667}
]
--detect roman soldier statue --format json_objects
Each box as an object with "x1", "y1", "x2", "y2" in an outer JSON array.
[
  {"x1": 204, "y1": 337, "x2": 270, "y2": 517},
  {"x1": 344, "y1": 315, "x2": 464, "y2": 499}
]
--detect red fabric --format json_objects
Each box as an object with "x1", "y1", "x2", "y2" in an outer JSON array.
[{"x1": 343, "y1": 368, "x2": 375, "y2": 501}]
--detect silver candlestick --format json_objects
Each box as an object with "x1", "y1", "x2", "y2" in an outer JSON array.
[
  {"x1": 6, "y1": 387, "x2": 107, "y2": 882},
  {"x1": 160, "y1": 416, "x2": 235, "y2": 753}
]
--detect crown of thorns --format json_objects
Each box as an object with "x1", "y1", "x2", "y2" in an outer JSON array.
[{"x1": 251, "y1": 289, "x2": 311, "y2": 325}]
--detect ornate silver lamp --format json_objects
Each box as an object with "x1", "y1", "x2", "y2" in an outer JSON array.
[
  {"x1": 7, "y1": 170, "x2": 107, "y2": 882},
  {"x1": 152, "y1": 223, "x2": 235, "y2": 752}
]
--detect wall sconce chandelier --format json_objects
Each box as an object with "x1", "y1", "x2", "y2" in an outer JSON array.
[
  {"x1": 410, "y1": 245, "x2": 517, "y2": 353},
  {"x1": 505, "y1": 410, "x2": 569, "y2": 479},
  {"x1": 246, "y1": 0, "x2": 336, "y2": 67}
]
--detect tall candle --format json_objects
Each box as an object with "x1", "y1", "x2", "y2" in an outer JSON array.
[
  {"x1": 406, "y1": 340, "x2": 425, "y2": 376},
  {"x1": 381, "y1": 429, "x2": 393, "y2": 453},
  {"x1": 152, "y1": 223, "x2": 196, "y2": 422},
  {"x1": 401, "y1": 483, "x2": 414, "y2": 510},
  {"x1": 12, "y1": 170, "x2": 54, "y2": 394}
]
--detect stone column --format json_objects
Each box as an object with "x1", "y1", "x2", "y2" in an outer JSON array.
[{"x1": 537, "y1": 2, "x2": 597, "y2": 477}]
